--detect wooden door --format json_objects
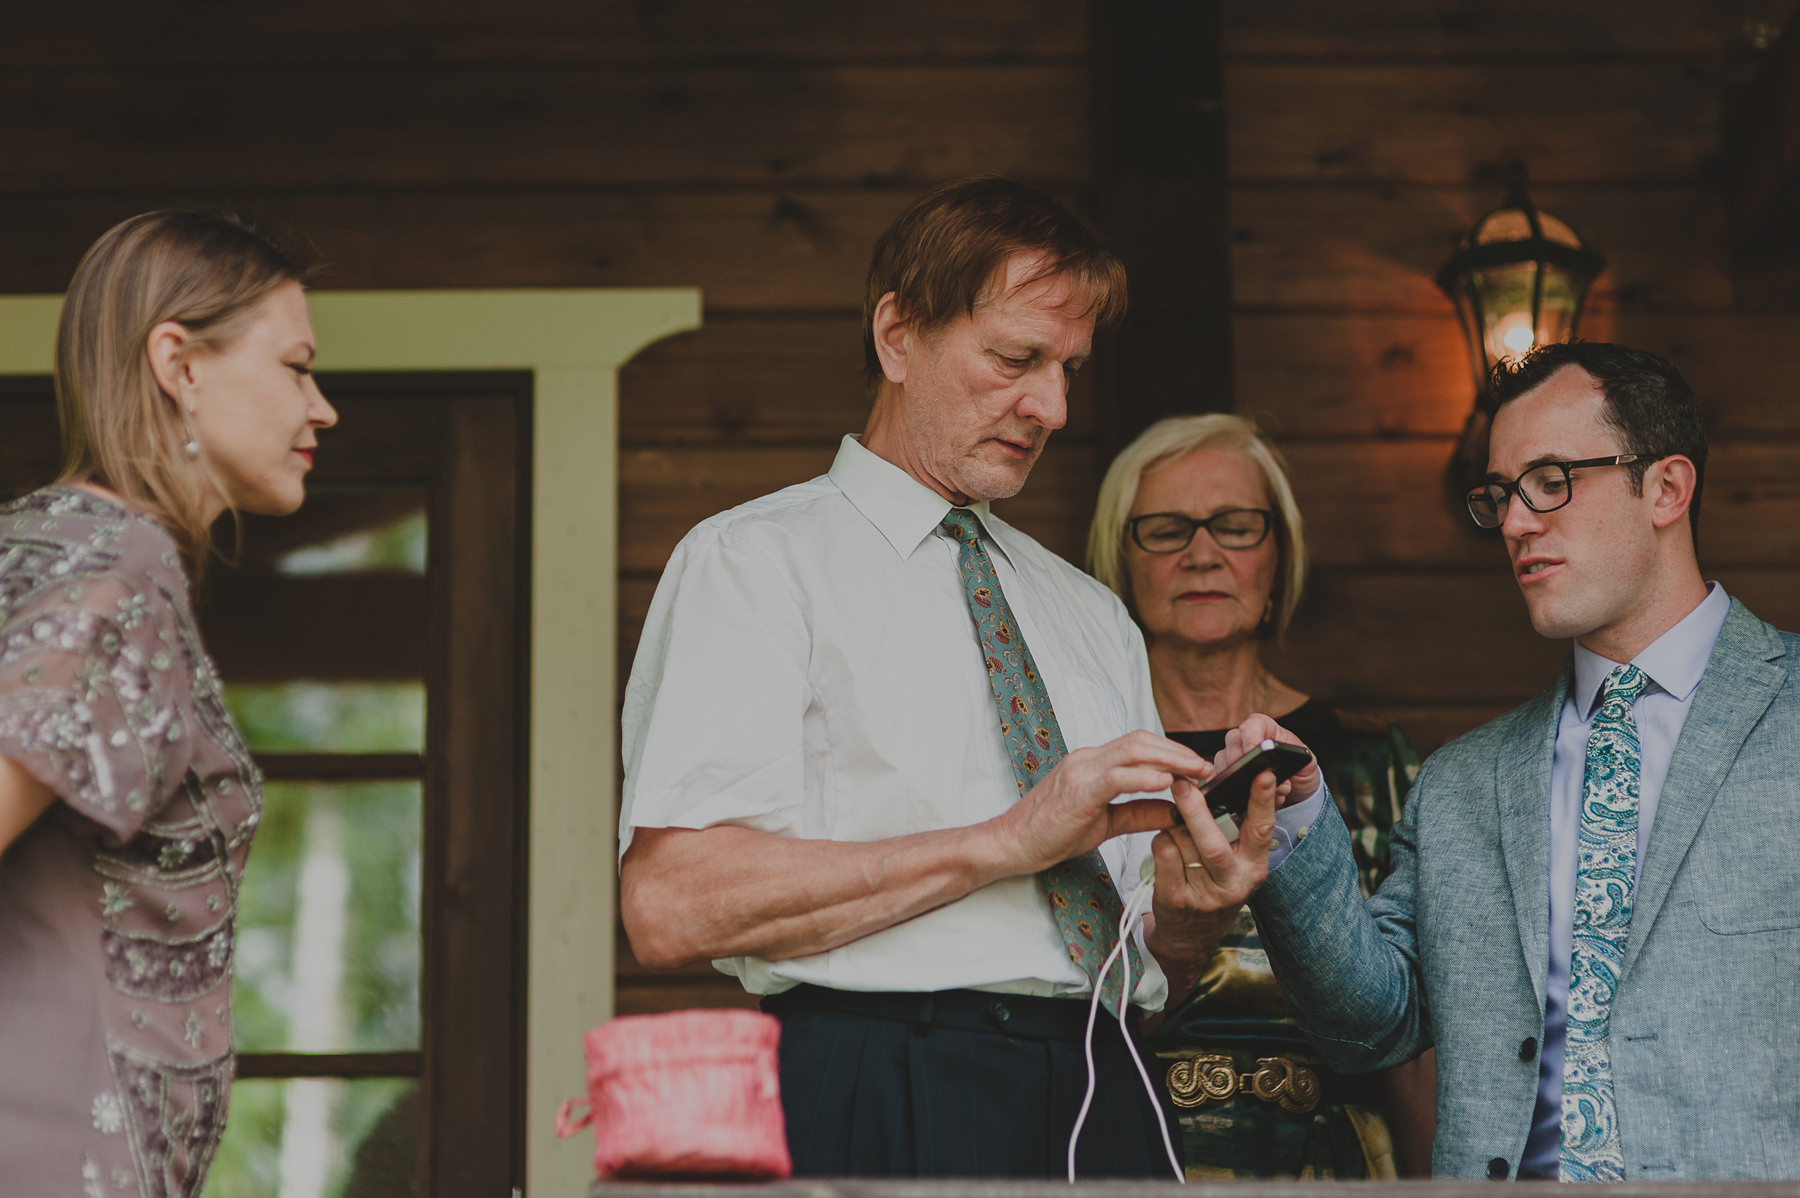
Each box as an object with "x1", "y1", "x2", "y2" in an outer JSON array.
[{"x1": 0, "y1": 373, "x2": 530, "y2": 1198}]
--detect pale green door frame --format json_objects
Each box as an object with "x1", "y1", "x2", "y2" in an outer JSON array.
[{"x1": 0, "y1": 288, "x2": 701, "y2": 1197}]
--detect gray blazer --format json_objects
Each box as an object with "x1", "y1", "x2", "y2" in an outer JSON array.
[{"x1": 1253, "y1": 599, "x2": 1800, "y2": 1180}]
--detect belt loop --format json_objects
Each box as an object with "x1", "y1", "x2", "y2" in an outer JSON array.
[{"x1": 915, "y1": 996, "x2": 935, "y2": 1035}]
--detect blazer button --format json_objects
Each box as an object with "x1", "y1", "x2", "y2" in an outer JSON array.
[
  {"x1": 1519, "y1": 1036, "x2": 1538, "y2": 1061},
  {"x1": 1488, "y1": 1158, "x2": 1509, "y2": 1180},
  {"x1": 990, "y1": 1002, "x2": 1011, "y2": 1023}
]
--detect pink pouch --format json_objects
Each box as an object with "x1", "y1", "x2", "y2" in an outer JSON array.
[{"x1": 555, "y1": 1009, "x2": 792, "y2": 1181}]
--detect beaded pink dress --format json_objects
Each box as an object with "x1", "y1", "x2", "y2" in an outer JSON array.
[{"x1": 0, "y1": 487, "x2": 261, "y2": 1197}]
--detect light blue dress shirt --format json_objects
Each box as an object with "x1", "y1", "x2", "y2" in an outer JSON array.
[{"x1": 1517, "y1": 581, "x2": 1731, "y2": 1176}]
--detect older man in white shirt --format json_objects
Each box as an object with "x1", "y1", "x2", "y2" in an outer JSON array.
[{"x1": 619, "y1": 177, "x2": 1310, "y2": 1179}]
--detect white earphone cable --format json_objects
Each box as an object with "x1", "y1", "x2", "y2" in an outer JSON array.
[{"x1": 1065, "y1": 864, "x2": 1186, "y2": 1184}]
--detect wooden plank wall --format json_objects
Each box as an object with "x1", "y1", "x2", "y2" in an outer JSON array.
[{"x1": 1226, "y1": 0, "x2": 1800, "y2": 756}]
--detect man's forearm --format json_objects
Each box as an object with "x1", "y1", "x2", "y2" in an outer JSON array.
[
  {"x1": 1252, "y1": 801, "x2": 1427, "y2": 1071},
  {"x1": 621, "y1": 821, "x2": 1017, "y2": 969},
  {"x1": 621, "y1": 732, "x2": 1201, "y2": 971}
]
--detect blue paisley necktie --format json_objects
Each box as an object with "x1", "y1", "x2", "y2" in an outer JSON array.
[
  {"x1": 1561, "y1": 663, "x2": 1651, "y2": 1182},
  {"x1": 937, "y1": 508, "x2": 1142, "y2": 1018}
]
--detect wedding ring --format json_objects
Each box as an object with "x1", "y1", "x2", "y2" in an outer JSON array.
[{"x1": 1185, "y1": 862, "x2": 1205, "y2": 869}]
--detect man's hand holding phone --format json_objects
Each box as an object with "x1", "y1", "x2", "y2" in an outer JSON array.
[{"x1": 1142, "y1": 714, "x2": 1321, "y2": 1000}]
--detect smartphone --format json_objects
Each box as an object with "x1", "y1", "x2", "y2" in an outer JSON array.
[{"x1": 1198, "y1": 739, "x2": 1313, "y2": 819}]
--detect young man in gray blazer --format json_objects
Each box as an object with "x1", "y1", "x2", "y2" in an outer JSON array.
[{"x1": 1188, "y1": 342, "x2": 1800, "y2": 1181}]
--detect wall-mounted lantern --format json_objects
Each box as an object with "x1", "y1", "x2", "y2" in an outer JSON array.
[{"x1": 1439, "y1": 164, "x2": 1606, "y2": 494}]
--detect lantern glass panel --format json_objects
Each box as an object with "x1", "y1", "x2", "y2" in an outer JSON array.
[
  {"x1": 1531, "y1": 262, "x2": 1585, "y2": 345},
  {"x1": 1446, "y1": 276, "x2": 1491, "y2": 391},
  {"x1": 1473, "y1": 262, "x2": 1543, "y2": 366}
]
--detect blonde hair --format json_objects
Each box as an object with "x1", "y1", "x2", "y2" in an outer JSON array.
[
  {"x1": 53, "y1": 209, "x2": 309, "y2": 577},
  {"x1": 1087, "y1": 413, "x2": 1308, "y2": 639}
]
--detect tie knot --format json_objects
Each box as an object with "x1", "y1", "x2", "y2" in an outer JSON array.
[
  {"x1": 939, "y1": 507, "x2": 982, "y2": 544},
  {"x1": 1600, "y1": 663, "x2": 1650, "y2": 706}
]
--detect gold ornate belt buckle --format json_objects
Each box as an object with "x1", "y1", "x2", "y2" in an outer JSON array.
[
  {"x1": 1166, "y1": 1054, "x2": 1237, "y2": 1109},
  {"x1": 1166, "y1": 1054, "x2": 1322, "y2": 1115}
]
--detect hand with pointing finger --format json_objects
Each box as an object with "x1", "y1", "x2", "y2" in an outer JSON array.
[{"x1": 988, "y1": 728, "x2": 1211, "y2": 877}]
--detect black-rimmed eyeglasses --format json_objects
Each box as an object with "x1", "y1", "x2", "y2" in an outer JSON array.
[
  {"x1": 1127, "y1": 509, "x2": 1274, "y2": 554},
  {"x1": 1465, "y1": 454, "x2": 1667, "y2": 529}
]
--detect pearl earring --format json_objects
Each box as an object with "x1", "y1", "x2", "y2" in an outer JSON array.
[{"x1": 181, "y1": 411, "x2": 201, "y2": 459}]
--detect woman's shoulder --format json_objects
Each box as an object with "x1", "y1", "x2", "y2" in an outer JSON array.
[{"x1": 0, "y1": 486, "x2": 191, "y2": 624}]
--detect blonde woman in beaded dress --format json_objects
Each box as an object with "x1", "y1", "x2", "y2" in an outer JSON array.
[{"x1": 0, "y1": 210, "x2": 336, "y2": 1196}]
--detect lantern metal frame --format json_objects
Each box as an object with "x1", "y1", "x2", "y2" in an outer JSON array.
[
  {"x1": 1439, "y1": 165, "x2": 1607, "y2": 506},
  {"x1": 1437, "y1": 164, "x2": 1607, "y2": 413}
]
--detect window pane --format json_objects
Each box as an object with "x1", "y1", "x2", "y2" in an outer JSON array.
[
  {"x1": 204, "y1": 1077, "x2": 418, "y2": 1198},
  {"x1": 278, "y1": 506, "x2": 427, "y2": 576},
  {"x1": 226, "y1": 682, "x2": 425, "y2": 753},
  {"x1": 234, "y1": 490, "x2": 428, "y2": 578},
  {"x1": 234, "y1": 783, "x2": 422, "y2": 1052}
]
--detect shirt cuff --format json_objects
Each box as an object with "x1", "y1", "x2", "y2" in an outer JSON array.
[{"x1": 1268, "y1": 784, "x2": 1328, "y2": 872}]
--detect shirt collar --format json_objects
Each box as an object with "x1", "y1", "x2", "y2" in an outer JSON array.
[
  {"x1": 1571, "y1": 581, "x2": 1730, "y2": 717},
  {"x1": 827, "y1": 435, "x2": 999, "y2": 561}
]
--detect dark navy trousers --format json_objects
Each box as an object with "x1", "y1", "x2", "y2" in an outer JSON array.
[{"x1": 762, "y1": 985, "x2": 1182, "y2": 1179}]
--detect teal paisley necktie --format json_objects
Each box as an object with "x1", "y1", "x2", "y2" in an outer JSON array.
[
  {"x1": 1561, "y1": 663, "x2": 1651, "y2": 1182},
  {"x1": 937, "y1": 508, "x2": 1142, "y2": 1018}
]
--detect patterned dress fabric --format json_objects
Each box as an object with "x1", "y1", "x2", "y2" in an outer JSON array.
[
  {"x1": 0, "y1": 487, "x2": 262, "y2": 1197},
  {"x1": 1561, "y1": 664, "x2": 1649, "y2": 1183},
  {"x1": 937, "y1": 508, "x2": 1141, "y2": 1018},
  {"x1": 1155, "y1": 704, "x2": 1419, "y2": 1180}
]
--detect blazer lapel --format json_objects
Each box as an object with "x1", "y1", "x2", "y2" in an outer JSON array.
[
  {"x1": 1497, "y1": 665, "x2": 1570, "y2": 1011},
  {"x1": 1622, "y1": 600, "x2": 1788, "y2": 981}
]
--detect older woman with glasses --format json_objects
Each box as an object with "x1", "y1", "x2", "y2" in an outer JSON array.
[{"x1": 1088, "y1": 414, "x2": 1434, "y2": 1181}]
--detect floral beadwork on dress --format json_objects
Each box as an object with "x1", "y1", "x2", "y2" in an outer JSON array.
[{"x1": 0, "y1": 487, "x2": 260, "y2": 1197}]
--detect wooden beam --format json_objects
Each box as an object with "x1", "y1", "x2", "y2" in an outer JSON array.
[
  {"x1": 0, "y1": 65, "x2": 1087, "y2": 193},
  {"x1": 1092, "y1": 0, "x2": 1234, "y2": 460},
  {"x1": 0, "y1": 187, "x2": 1090, "y2": 305},
  {"x1": 1222, "y1": 0, "x2": 1789, "y2": 59},
  {"x1": 236, "y1": 1052, "x2": 421, "y2": 1080},
  {"x1": 4, "y1": 2, "x2": 1089, "y2": 68},
  {"x1": 255, "y1": 753, "x2": 425, "y2": 782},
  {"x1": 1229, "y1": 61, "x2": 1733, "y2": 186}
]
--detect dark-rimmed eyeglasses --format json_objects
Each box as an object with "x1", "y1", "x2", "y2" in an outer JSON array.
[
  {"x1": 1465, "y1": 454, "x2": 1667, "y2": 529},
  {"x1": 1126, "y1": 509, "x2": 1274, "y2": 554}
]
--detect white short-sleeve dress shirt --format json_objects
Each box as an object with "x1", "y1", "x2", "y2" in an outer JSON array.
[{"x1": 621, "y1": 435, "x2": 1172, "y2": 1010}]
